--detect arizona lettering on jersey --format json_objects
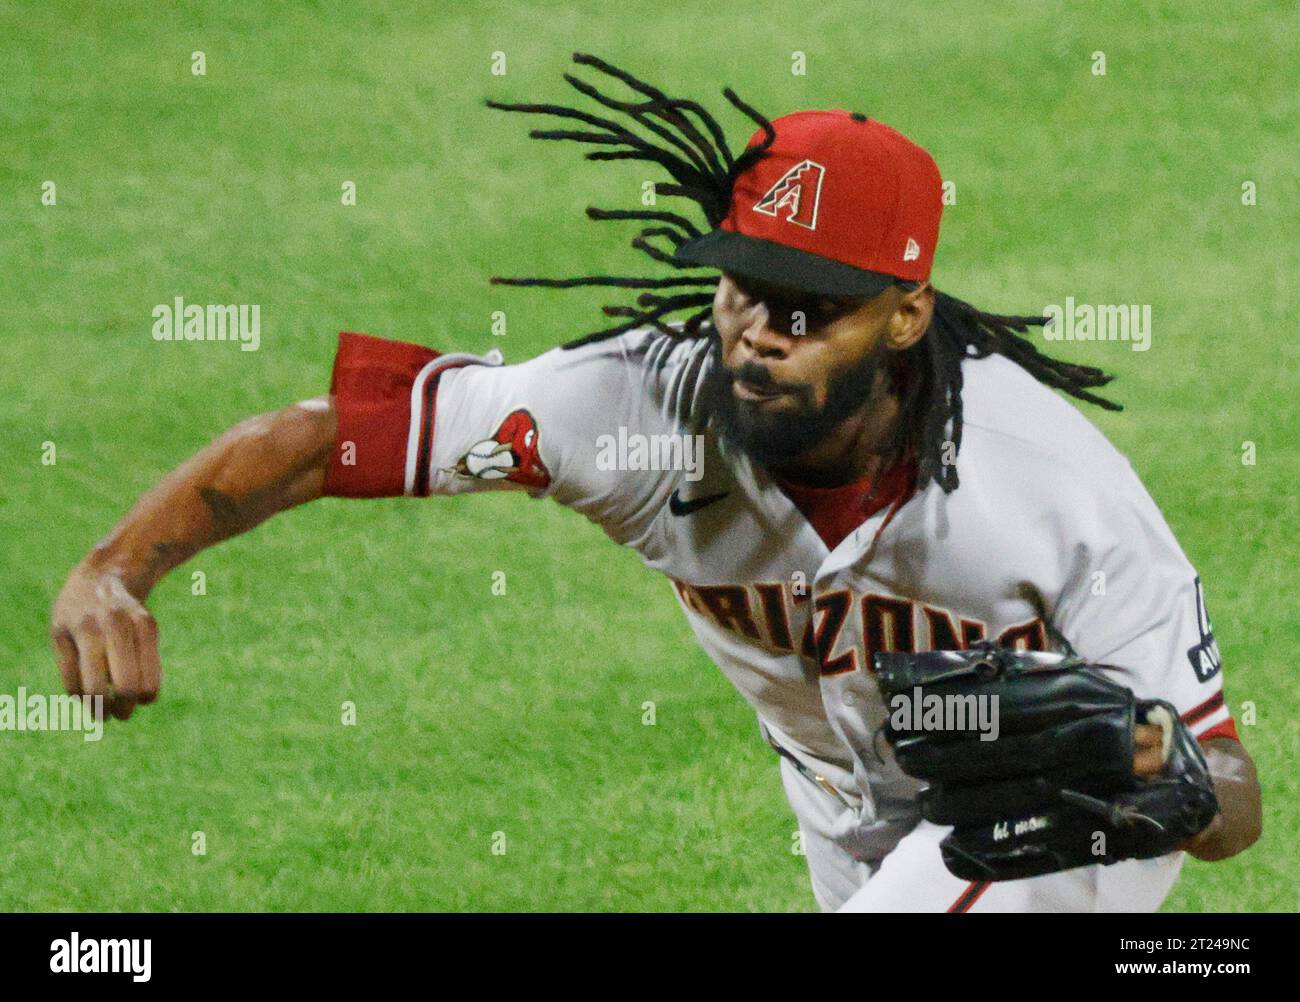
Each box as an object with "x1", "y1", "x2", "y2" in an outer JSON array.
[{"x1": 669, "y1": 577, "x2": 1048, "y2": 666}]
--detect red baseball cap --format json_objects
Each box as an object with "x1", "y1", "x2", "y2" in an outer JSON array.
[{"x1": 675, "y1": 110, "x2": 944, "y2": 297}]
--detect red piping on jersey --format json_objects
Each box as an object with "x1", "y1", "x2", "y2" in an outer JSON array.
[
  {"x1": 947, "y1": 880, "x2": 990, "y2": 913},
  {"x1": 412, "y1": 358, "x2": 477, "y2": 497},
  {"x1": 1183, "y1": 691, "x2": 1224, "y2": 726},
  {"x1": 1183, "y1": 691, "x2": 1238, "y2": 742}
]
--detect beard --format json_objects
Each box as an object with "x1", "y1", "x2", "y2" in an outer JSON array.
[{"x1": 701, "y1": 334, "x2": 895, "y2": 470}]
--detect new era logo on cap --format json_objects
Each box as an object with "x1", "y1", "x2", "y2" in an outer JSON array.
[{"x1": 675, "y1": 109, "x2": 944, "y2": 297}]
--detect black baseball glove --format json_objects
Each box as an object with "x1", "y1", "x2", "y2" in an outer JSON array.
[{"x1": 875, "y1": 643, "x2": 1219, "y2": 882}]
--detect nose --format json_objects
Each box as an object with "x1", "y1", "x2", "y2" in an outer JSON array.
[{"x1": 740, "y1": 305, "x2": 795, "y2": 361}]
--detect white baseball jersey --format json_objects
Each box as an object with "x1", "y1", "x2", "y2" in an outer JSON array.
[{"x1": 323, "y1": 325, "x2": 1237, "y2": 912}]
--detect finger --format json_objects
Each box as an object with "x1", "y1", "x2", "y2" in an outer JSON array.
[
  {"x1": 1134, "y1": 724, "x2": 1163, "y2": 748},
  {"x1": 1133, "y1": 724, "x2": 1169, "y2": 776},
  {"x1": 132, "y1": 613, "x2": 161, "y2": 704},
  {"x1": 1134, "y1": 745, "x2": 1165, "y2": 777},
  {"x1": 75, "y1": 621, "x2": 113, "y2": 720},
  {"x1": 104, "y1": 610, "x2": 140, "y2": 721},
  {"x1": 52, "y1": 633, "x2": 82, "y2": 697},
  {"x1": 1133, "y1": 724, "x2": 1166, "y2": 776}
]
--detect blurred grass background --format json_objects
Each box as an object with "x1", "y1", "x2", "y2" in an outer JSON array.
[{"x1": 0, "y1": 0, "x2": 1294, "y2": 910}]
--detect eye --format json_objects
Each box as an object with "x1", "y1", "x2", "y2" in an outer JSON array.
[{"x1": 792, "y1": 301, "x2": 841, "y2": 327}]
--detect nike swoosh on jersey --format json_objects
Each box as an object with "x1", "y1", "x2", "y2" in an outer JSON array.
[{"x1": 668, "y1": 489, "x2": 730, "y2": 516}]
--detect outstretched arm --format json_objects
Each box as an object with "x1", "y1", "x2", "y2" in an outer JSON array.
[{"x1": 49, "y1": 397, "x2": 337, "y2": 719}]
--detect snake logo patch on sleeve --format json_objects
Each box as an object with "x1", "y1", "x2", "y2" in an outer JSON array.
[{"x1": 451, "y1": 409, "x2": 551, "y2": 490}]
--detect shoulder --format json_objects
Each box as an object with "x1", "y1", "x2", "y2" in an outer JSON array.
[
  {"x1": 943, "y1": 353, "x2": 1166, "y2": 550},
  {"x1": 945, "y1": 354, "x2": 1192, "y2": 569},
  {"x1": 955, "y1": 352, "x2": 1131, "y2": 482}
]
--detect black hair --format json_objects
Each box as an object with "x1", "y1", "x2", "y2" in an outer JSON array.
[{"x1": 488, "y1": 53, "x2": 1120, "y2": 493}]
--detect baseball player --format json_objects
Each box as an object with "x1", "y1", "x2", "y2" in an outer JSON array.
[{"x1": 49, "y1": 54, "x2": 1260, "y2": 912}]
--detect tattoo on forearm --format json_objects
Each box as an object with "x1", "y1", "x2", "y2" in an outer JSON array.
[{"x1": 199, "y1": 487, "x2": 243, "y2": 531}]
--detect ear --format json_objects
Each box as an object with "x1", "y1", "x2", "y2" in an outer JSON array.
[{"x1": 884, "y1": 283, "x2": 935, "y2": 351}]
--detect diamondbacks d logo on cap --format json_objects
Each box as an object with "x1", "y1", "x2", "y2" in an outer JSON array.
[
  {"x1": 753, "y1": 159, "x2": 825, "y2": 230},
  {"x1": 903, "y1": 237, "x2": 921, "y2": 262}
]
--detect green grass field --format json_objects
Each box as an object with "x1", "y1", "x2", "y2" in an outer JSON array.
[{"x1": 0, "y1": 0, "x2": 1295, "y2": 911}]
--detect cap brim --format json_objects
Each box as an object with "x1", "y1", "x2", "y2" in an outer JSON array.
[{"x1": 674, "y1": 230, "x2": 900, "y2": 298}]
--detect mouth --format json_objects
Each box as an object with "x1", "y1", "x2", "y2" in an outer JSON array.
[{"x1": 733, "y1": 377, "x2": 790, "y2": 403}]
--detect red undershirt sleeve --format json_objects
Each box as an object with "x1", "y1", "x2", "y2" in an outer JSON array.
[{"x1": 323, "y1": 331, "x2": 441, "y2": 498}]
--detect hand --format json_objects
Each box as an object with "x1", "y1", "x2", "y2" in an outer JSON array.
[{"x1": 49, "y1": 561, "x2": 161, "y2": 721}]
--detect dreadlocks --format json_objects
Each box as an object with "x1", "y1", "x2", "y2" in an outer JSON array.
[
  {"x1": 488, "y1": 52, "x2": 1121, "y2": 494},
  {"x1": 487, "y1": 51, "x2": 773, "y2": 344}
]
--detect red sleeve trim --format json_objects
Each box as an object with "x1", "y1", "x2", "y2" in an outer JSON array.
[
  {"x1": 1196, "y1": 718, "x2": 1240, "y2": 743},
  {"x1": 323, "y1": 332, "x2": 440, "y2": 498},
  {"x1": 1181, "y1": 691, "x2": 1238, "y2": 743}
]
